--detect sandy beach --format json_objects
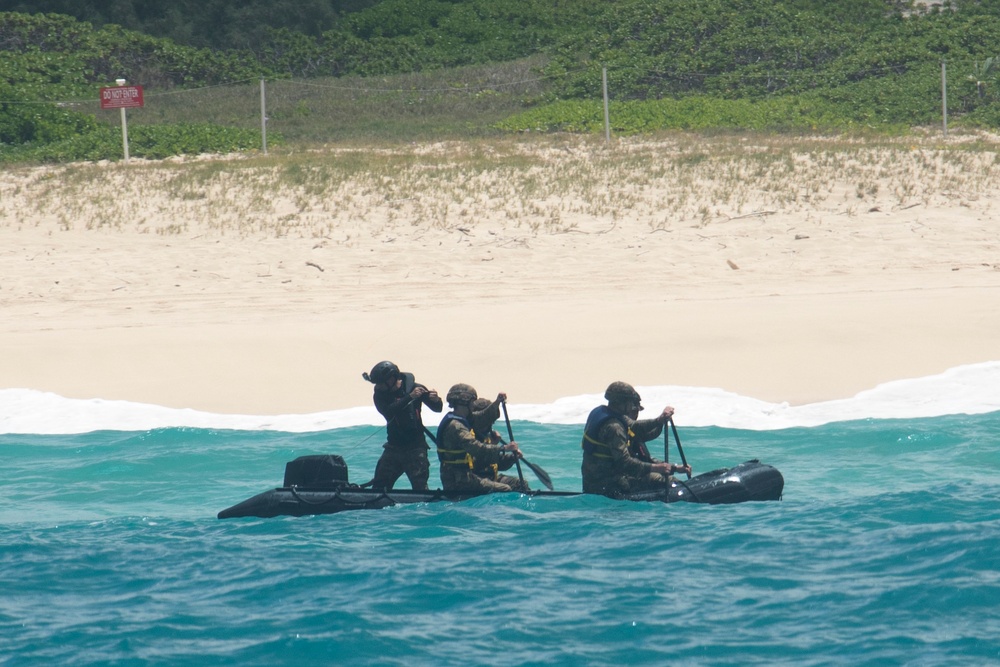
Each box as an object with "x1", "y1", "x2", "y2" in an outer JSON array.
[{"x1": 2, "y1": 133, "x2": 999, "y2": 415}]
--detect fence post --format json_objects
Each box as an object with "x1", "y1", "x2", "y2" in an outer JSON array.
[
  {"x1": 602, "y1": 66, "x2": 611, "y2": 144},
  {"x1": 116, "y1": 78, "x2": 130, "y2": 162},
  {"x1": 260, "y1": 77, "x2": 268, "y2": 155},
  {"x1": 941, "y1": 60, "x2": 948, "y2": 137}
]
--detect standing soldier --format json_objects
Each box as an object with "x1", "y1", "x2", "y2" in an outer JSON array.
[
  {"x1": 363, "y1": 361, "x2": 442, "y2": 490},
  {"x1": 581, "y1": 381, "x2": 691, "y2": 497}
]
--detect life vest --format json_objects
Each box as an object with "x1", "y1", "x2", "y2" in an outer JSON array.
[
  {"x1": 581, "y1": 405, "x2": 634, "y2": 460},
  {"x1": 473, "y1": 429, "x2": 501, "y2": 445},
  {"x1": 467, "y1": 428, "x2": 500, "y2": 478},
  {"x1": 436, "y1": 413, "x2": 475, "y2": 468},
  {"x1": 630, "y1": 439, "x2": 653, "y2": 462}
]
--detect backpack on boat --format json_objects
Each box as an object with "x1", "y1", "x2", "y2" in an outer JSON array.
[{"x1": 283, "y1": 454, "x2": 349, "y2": 488}]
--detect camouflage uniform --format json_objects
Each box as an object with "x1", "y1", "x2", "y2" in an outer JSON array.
[
  {"x1": 581, "y1": 405, "x2": 667, "y2": 498},
  {"x1": 469, "y1": 398, "x2": 503, "y2": 445},
  {"x1": 468, "y1": 398, "x2": 530, "y2": 492},
  {"x1": 436, "y1": 412, "x2": 519, "y2": 493},
  {"x1": 628, "y1": 435, "x2": 660, "y2": 465}
]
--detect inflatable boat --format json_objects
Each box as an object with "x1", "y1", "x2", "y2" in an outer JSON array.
[{"x1": 217, "y1": 455, "x2": 784, "y2": 519}]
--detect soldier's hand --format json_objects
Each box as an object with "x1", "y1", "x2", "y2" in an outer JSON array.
[
  {"x1": 504, "y1": 441, "x2": 522, "y2": 457},
  {"x1": 410, "y1": 387, "x2": 427, "y2": 400},
  {"x1": 659, "y1": 405, "x2": 675, "y2": 423},
  {"x1": 654, "y1": 461, "x2": 688, "y2": 476},
  {"x1": 656, "y1": 462, "x2": 690, "y2": 475},
  {"x1": 496, "y1": 392, "x2": 507, "y2": 403}
]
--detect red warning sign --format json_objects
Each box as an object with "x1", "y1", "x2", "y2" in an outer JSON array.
[{"x1": 100, "y1": 85, "x2": 144, "y2": 109}]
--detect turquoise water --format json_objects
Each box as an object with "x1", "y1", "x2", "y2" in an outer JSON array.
[{"x1": 2, "y1": 411, "x2": 999, "y2": 666}]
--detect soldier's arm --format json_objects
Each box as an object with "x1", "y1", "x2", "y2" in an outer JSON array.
[
  {"x1": 450, "y1": 421, "x2": 503, "y2": 466},
  {"x1": 603, "y1": 422, "x2": 654, "y2": 476},
  {"x1": 631, "y1": 418, "x2": 665, "y2": 443},
  {"x1": 415, "y1": 383, "x2": 444, "y2": 412}
]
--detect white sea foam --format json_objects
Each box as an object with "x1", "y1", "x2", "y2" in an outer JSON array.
[{"x1": 1, "y1": 362, "x2": 998, "y2": 435}]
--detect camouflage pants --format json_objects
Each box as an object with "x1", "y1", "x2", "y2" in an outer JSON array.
[
  {"x1": 583, "y1": 470, "x2": 668, "y2": 498},
  {"x1": 496, "y1": 472, "x2": 531, "y2": 493},
  {"x1": 473, "y1": 465, "x2": 531, "y2": 493},
  {"x1": 441, "y1": 465, "x2": 523, "y2": 493},
  {"x1": 371, "y1": 445, "x2": 429, "y2": 491}
]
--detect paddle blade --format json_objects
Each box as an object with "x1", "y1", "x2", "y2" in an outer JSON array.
[{"x1": 523, "y1": 458, "x2": 554, "y2": 490}]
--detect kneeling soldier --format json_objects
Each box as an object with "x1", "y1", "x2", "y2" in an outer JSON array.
[
  {"x1": 469, "y1": 396, "x2": 530, "y2": 492},
  {"x1": 581, "y1": 381, "x2": 690, "y2": 498},
  {"x1": 436, "y1": 384, "x2": 523, "y2": 493}
]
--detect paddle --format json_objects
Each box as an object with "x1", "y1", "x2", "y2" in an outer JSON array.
[
  {"x1": 663, "y1": 423, "x2": 670, "y2": 464},
  {"x1": 501, "y1": 401, "x2": 554, "y2": 491},
  {"x1": 500, "y1": 400, "x2": 526, "y2": 487},
  {"x1": 668, "y1": 417, "x2": 692, "y2": 480},
  {"x1": 421, "y1": 424, "x2": 440, "y2": 447}
]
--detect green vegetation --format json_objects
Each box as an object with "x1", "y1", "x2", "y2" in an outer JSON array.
[
  {"x1": 2, "y1": 123, "x2": 264, "y2": 163},
  {"x1": 535, "y1": 0, "x2": 1000, "y2": 133},
  {"x1": 496, "y1": 95, "x2": 896, "y2": 134},
  {"x1": 5, "y1": 1, "x2": 1000, "y2": 164},
  {"x1": 0, "y1": 0, "x2": 375, "y2": 51},
  {"x1": 0, "y1": 12, "x2": 269, "y2": 162},
  {"x1": 134, "y1": 58, "x2": 550, "y2": 145}
]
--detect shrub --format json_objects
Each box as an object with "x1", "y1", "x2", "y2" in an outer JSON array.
[{"x1": 0, "y1": 122, "x2": 271, "y2": 163}]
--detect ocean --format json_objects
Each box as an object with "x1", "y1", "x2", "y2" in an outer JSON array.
[{"x1": 2, "y1": 363, "x2": 999, "y2": 666}]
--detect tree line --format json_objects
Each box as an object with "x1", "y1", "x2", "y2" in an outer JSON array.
[
  {"x1": 0, "y1": 0, "x2": 380, "y2": 51},
  {"x1": 5, "y1": 0, "x2": 1000, "y2": 162}
]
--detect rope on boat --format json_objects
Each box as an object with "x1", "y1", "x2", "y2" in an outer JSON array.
[
  {"x1": 286, "y1": 486, "x2": 454, "y2": 510},
  {"x1": 672, "y1": 478, "x2": 701, "y2": 503},
  {"x1": 288, "y1": 486, "x2": 348, "y2": 507}
]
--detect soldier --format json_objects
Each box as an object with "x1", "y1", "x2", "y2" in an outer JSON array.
[
  {"x1": 363, "y1": 360, "x2": 442, "y2": 490},
  {"x1": 581, "y1": 381, "x2": 691, "y2": 498},
  {"x1": 436, "y1": 384, "x2": 523, "y2": 493},
  {"x1": 469, "y1": 396, "x2": 530, "y2": 492},
  {"x1": 625, "y1": 401, "x2": 661, "y2": 464}
]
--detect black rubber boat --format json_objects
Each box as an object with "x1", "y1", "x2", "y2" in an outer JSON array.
[{"x1": 217, "y1": 455, "x2": 784, "y2": 519}]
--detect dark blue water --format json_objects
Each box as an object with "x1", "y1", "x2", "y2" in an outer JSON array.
[{"x1": 2, "y1": 413, "x2": 999, "y2": 666}]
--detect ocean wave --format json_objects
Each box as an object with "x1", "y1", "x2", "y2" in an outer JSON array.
[{"x1": 1, "y1": 362, "x2": 998, "y2": 435}]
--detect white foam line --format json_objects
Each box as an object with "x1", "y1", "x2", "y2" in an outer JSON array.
[{"x1": 1, "y1": 362, "x2": 998, "y2": 435}]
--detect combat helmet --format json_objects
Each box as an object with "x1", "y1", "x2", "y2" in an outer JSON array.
[
  {"x1": 605, "y1": 381, "x2": 642, "y2": 410},
  {"x1": 470, "y1": 397, "x2": 492, "y2": 413},
  {"x1": 363, "y1": 360, "x2": 399, "y2": 384},
  {"x1": 470, "y1": 397, "x2": 499, "y2": 436},
  {"x1": 446, "y1": 383, "x2": 478, "y2": 407}
]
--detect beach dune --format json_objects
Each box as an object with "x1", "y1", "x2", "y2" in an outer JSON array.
[{"x1": 2, "y1": 134, "x2": 998, "y2": 414}]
